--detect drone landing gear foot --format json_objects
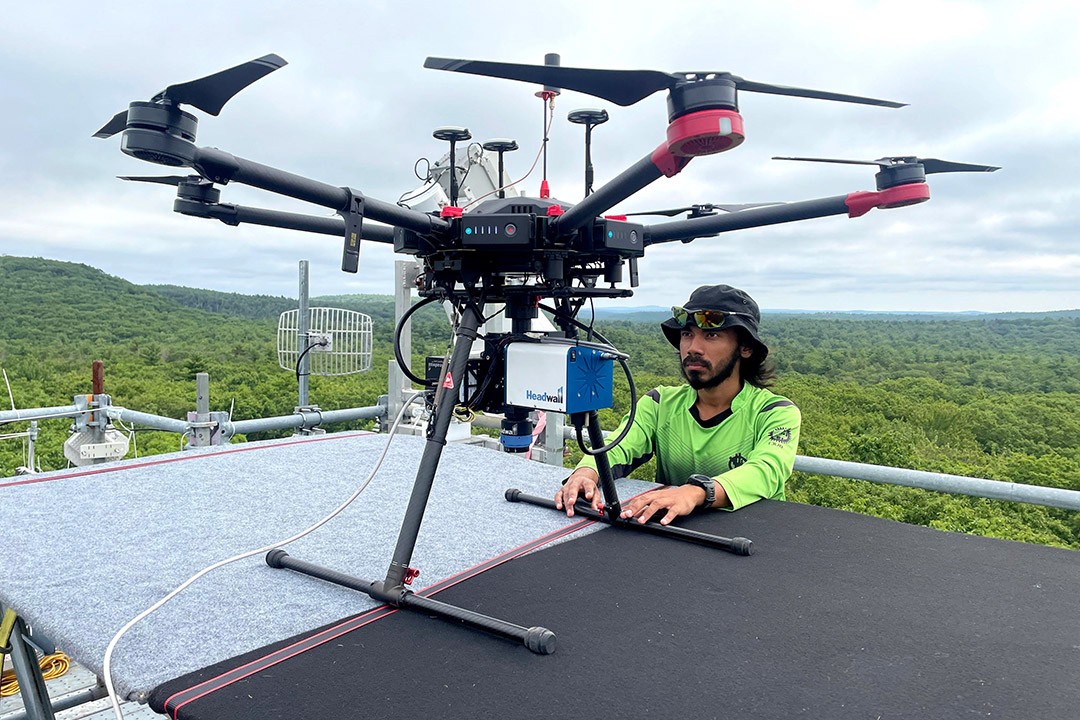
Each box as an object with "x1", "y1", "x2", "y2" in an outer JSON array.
[
  {"x1": 265, "y1": 549, "x2": 556, "y2": 654},
  {"x1": 504, "y1": 489, "x2": 754, "y2": 556}
]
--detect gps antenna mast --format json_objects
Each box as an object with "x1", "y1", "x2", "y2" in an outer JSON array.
[
  {"x1": 535, "y1": 53, "x2": 560, "y2": 198},
  {"x1": 432, "y1": 127, "x2": 472, "y2": 207},
  {"x1": 568, "y1": 108, "x2": 609, "y2": 196}
]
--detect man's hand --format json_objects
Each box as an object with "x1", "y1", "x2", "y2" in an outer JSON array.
[
  {"x1": 620, "y1": 484, "x2": 705, "y2": 526},
  {"x1": 555, "y1": 468, "x2": 602, "y2": 517}
]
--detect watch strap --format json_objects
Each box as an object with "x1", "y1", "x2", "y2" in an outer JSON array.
[{"x1": 686, "y1": 474, "x2": 715, "y2": 507}]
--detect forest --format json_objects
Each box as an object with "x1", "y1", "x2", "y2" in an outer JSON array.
[{"x1": 1, "y1": 255, "x2": 1078, "y2": 550}]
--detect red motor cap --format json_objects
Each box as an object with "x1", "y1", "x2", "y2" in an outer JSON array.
[
  {"x1": 666, "y1": 109, "x2": 745, "y2": 158},
  {"x1": 846, "y1": 183, "x2": 931, "y2": 218}
]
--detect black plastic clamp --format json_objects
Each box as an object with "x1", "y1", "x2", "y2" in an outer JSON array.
[{"x1": 340, "y1": 188, "x2": 365, "y2": 273}]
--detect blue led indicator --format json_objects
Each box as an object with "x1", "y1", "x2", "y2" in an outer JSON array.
[
  {"x1": 608, "y1": 230, "x2": 614, "y2": 238},
  {"x1": 465, "y1": 227, "x2": 473, "y2": 235}
]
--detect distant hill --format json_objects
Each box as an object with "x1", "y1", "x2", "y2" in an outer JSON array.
[
  {"x1": 592, "y1": 306, "x2": 1080, "y2": 323},
  {"x1": 0, "y1": 256, "x2": 260, "y2": 348},
  {"x1": 144, "y1": 284, "x2": 297, "y2": 321}
]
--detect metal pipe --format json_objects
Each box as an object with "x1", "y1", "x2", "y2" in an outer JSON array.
[
  {"x1": 475, "y1": 415, "x2": 1080, "y2": 512},
  {"x1": 793, "y1": 456, "x2": 1080, "y2": 512},
  {"x1": 104, "y1": 407, "x2": 189, "y2": 434},
  {"x1": 298, "y1": 262, "x2": 310, "y2": 409},
  {"x1": 0, "y1": 405, "x2": 82, "y2": 424},
  {"x1": 224, "y1": 404, "x2": 385, "y2": 437},
  {"x1": 1, "y1": 684, "x2": 108, "y2": 720}
]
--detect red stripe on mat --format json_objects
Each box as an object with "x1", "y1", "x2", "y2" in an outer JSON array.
[{"x1": 163, "y1": 518, "x2": 596, "y2": 719}]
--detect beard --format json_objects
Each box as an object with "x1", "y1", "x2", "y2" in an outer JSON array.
[{"x1": 680, "y1": 350, "x2": 740, "y2": 390}]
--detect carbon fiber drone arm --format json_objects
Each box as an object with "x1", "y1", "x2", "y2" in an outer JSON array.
[
  {"x1": 553, "y1": 143, "x2": 691, "y2": 235},
  {"x1": 191, "y1": 147, "x2": 449, "y2": 237},
  {"x1": 642, "y1": 184, "x2": 928, "y2": 246},
  {"x1": 175, "y1": 199, "x2": 396, "y2": 243}
]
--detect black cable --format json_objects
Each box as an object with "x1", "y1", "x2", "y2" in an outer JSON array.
[
  {"x1": 393, "y1": 295, "x2": 441, "y2": 387},
  {"x1": 397, "y1": 180, "x2": 437, "y2": 207},
  {"x1": 414, "y1": 157, "x2": 432, "y2": 181},
  {"x1": 576, "y1": 356, "x2": 637, "y2": 456},
  {"x1": 535, "y1": 302, "x2": 638, "y2": 456},
  {"x1": 586, "y1": 298, "x2": 596, "y2": 341},
  {"x1": 457, "y1": 142, "x2": 482, "y2": 192},
  {"x1": 482, "y1": 303, "x2": 507, "y2": 324},
  {"x1": 536, "y1": 303, "x2": 613, "y2": 347},
  {"x1": 294, "y1": 339, "x2": 325, "y2": 383}
]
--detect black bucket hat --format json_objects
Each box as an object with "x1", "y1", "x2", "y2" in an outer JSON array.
[{"x1": 660, "y1": 284, "x2": 768, "y2": 357}]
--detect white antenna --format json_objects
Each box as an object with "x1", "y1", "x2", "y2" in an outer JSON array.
[
  {"x1": 277, "y1": 307, "x2": 373, "y2": 377},
  {"x1": 3, "y1": 368, "x2": 16, "y2": 412}
]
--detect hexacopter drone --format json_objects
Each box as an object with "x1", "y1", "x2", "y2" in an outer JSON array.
[{"x1": 96, "y1": 53, "x2": 998, "y2": 654}]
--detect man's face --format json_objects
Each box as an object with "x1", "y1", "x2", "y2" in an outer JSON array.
[{"x1": 678, "y1": 326, "x2": 752, "y2": 390}]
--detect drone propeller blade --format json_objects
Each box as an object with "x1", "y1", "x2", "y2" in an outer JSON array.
[
  {"x1": 118, "y1": 175, "x2": 197, "y2": 186},
  {"x1": 773, "y1": 156, "x2": 885, "y2": 167},
  {"x1": 736, "y1": 79, "x2": 905, "y2": 108},
  {"x1": 624, "y1": 202, "x2": 779, "y2": 218},
  {"x1": 158, "y1": 53, "x2": 287, "y2": 116},
  {"x1": 426, "y1": 57, "x2": 905, "y2": 109},
  {"x1": 918, "y1": 158, "x2": 1000, "y2": 174},
  {"x1": 93, "y1": 110, "x2": 130, "y2": 139},
  {"x1": 775, "y1": 155, "x2": 1000, "y2": 175},
  {"x1": 425, "y1": 57, "x2": 678, "y2": 106}
]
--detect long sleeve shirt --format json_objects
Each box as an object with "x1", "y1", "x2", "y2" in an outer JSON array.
[{"x1": 577, "y1": 382, "x2": 801, "y2": 510}]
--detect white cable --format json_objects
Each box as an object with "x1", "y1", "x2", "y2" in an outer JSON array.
[
  {"x1": 462, "y1": 98, "x2": 556, "y2": 210},
  {"x1": 102, "y1": 392, "x2": 424, "y2": 719},
  {"x1": 3, "y1": 369, "x2": 16, "y2": 412}
]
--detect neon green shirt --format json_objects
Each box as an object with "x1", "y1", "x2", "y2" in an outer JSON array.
[{"x1": 577, "y1": 382, "x2": 801, "y2": 510}]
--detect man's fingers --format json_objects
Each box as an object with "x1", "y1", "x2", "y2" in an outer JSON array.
[{"x1": 659, "y1": 507, "x2": 679, "y2": 526}]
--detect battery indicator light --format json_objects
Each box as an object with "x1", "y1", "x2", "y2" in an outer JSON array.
[
  {"x1": 465, "y1": 227, "x2": 473, "y2": 235},
  {"x1": 505, "y1": 223, "x2": 517, "y2": 236}
]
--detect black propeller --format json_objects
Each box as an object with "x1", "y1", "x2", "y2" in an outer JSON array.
[
  {"x1": 773, "y1": 156, "x2": 1000, "y2": 175},
  {"x1": 119, "y1": 174, "x2": 220, "y2": 203},
  {"x1": 424, "y1": 57, "x2": 905, "y2": 109},
  {"x1": 119, "y1": 175, "x2": 207, "y2": 186},
  {"x1": 94, "y1": 54, "x2": 287, "y2": 138},
  {"x1": 623, "y1": 202, "x2": 779, "y2": 218}
]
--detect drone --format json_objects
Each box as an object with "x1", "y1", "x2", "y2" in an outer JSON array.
[{"x1": 96, "y1": 52, "x2": 998, "y2": 655}]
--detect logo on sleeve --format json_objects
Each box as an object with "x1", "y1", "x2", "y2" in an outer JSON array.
[
  {"x1": 767, "y1": 427, "x2": 793, "y2": 446},
  {"x1": 728, "y1": 453, "x2": 747, "y2": 469}
]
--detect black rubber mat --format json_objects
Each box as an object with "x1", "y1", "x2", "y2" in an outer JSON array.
[{"x1": 151, "y1": 500, "x2": 1080, "y2": 720}]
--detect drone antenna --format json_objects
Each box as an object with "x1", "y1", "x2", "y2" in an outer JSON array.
[
  {"x1": 432, "y1": 126, "x2": 472, "y2": 206},
  {"x1": 535, "y1": 53, "x2": 561, "y2": 199},
  {"x1": 568, "y1": 109, "x2": 609, "y2": 196},
  {"x1": 482, "y1": 139, "x2": 519, "y2": 198}
]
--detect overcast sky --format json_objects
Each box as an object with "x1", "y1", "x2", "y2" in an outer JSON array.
[{"x1": 2, "y1": 1, "x2": 1077, "y2": 312}]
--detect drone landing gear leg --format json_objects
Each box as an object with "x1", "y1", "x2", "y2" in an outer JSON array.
[
  {"x1": 268, "y1": 305, "x2": 556, "y2": 654},
  {"x1": 507, "y1": 410, "x2": 754, "y2": 556}
]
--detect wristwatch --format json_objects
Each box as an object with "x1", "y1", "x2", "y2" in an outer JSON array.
[{"x1": 686, "y1": 474, "x2": 715, "y2": 508}]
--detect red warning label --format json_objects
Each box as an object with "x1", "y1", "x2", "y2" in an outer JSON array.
[{"x1": 443, "y1": 372, "x2": 455, "y2": 389}]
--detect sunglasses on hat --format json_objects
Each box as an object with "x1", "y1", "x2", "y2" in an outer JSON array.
[{"x1": 671, "y1": 306, "x2": 754, "y2": 329}]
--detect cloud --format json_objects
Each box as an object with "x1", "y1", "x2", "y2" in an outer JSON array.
[{"x1": 1, "y1": 0, "x2": 1078, "y2": 313}]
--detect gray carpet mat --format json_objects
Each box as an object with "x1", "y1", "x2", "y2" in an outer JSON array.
[{"x1": 0, "y1": 432, "x2": 653, "y2": 700}]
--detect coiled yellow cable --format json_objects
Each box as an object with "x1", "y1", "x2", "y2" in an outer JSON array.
[{"x1": 0, "y1": 651, "x2": 70, "y2": 697}]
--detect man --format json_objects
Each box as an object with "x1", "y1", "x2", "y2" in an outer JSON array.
[{"x1": 555, "y1": 284, "x2": 800, "y2": 525}]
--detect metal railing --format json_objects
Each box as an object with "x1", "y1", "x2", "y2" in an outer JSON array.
[{"x1": 469, "y1": 413, "x2": 1080, "y2": 513}]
